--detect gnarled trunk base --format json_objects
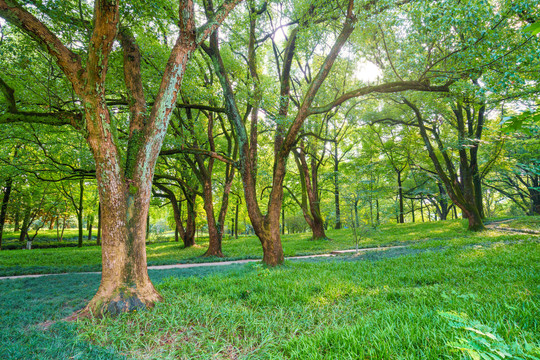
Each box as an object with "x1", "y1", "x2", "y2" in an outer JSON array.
[
  {"x1": 467, "y1": 216, "x2": 485, "y2": 232},
  {"x1": 203, "y1": 248, "x2": 224, "y2": 257},
  {"x1": 463, "y1": 208, "x2": 485, "y2": 232},
  {"x1": 259, "y1": 222, "x2": 284, "y2": 266},
  {"x1": 81, "y1": 280, "x2": 162, "y2": 317}
]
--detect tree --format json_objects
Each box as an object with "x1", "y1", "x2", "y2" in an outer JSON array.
[
  {"x1": 160, "y1": 105, "x2": 237, "y2": 257},
  {"x1": 153, "y1": 161, "x2": 199, "y2": 249},
  {"x1": 204, "y1": 0, "x2": 450, "y2": 265},
  {"x1": 487, "y1": 122, "x2": 540, "y2": 215},
  {"x1": 0, "y1": 0, "x2": 241, "y2": 315}
]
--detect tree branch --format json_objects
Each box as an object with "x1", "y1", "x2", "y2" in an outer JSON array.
[
  {"x1": 0, "y1": 0, "x2": 84, "y2": 90},
  {"x1": 0, "y1": 111, "x2": 83, "y2": 129},
  {"x1": 309, "y1": 81, "x2": 452, "y2": 116}
]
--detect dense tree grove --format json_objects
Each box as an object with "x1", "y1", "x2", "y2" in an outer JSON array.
[{"x1": 1, "y1": 0, "x2": 539, "y2": 315}]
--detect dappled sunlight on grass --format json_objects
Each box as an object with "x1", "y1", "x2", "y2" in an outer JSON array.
[
  {"x1": 76, "y1": 242, "x2": 540, "y2": 359},
  {"x1": 1, "y1": 218, "x2": 537, "y2": 276}
]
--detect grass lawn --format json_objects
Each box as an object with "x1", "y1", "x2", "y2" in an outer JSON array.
[
  {"x1": 1, "y1": 218, "x2": 537, "y2": 276},
  {"x1": 0, "y1": 218, "x2": 538, "y2": 359}
]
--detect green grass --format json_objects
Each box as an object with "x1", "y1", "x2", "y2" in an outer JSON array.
[
  {"x1": 1, "y1": 228, "x2": 89, "y2": 243},
  {"x1": 0, "y1": 219, "x2": 538, "y2": 359},
  {"x1": 76, "y1": 242, "x2": 540, "y2": 359},
  {"x1": 493, "y1": 216, "x2": 540, "y2": 231},
  {"x1": 0, "y1": 265, "x2": 245, "y2": 360},
  {"x1": 1, "y1": 218, "x2": 537, "y2": 276}
]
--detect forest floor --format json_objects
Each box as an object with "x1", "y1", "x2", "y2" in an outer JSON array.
[
  {"x1": 0, "y1": 217, "x2": 538, "y2": 359},
  {"x1": 1, "y1": 216, "x2": 538, "y2": 277}
]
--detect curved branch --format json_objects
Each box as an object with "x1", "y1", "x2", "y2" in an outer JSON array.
[
  {"x1": 309, "y1": 81, "x2": 452, "y2": 116},
  {"x1": 0, "y1": 0, "x2": 84, "y2": 90},
  {"x1": 0, "y1": 111, "x2": 83, "y2": 129},
  {"x1": 159, "y1": 147, "x2": 237, "y2": 166}
]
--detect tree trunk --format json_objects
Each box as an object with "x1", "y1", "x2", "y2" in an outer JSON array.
[
  {"x1": 294, "y1": 147, "x2": 328, "y2": 240},
  {"x1": 437, "y1": 183, "x2": 449, "y2": 221},
  {"x1": 334, "y1": 143, "x2": 342, "y2": 229},
  {"x1": 354, "y1": 199, "x2": 359, "y2": 227},
  {"x1": 397, "y1": 170, "x2": 404, "y2": 223},
  {"x1": 235, "y1": 202, "x2": 239, "y2": 239},
  {"x1": 19, "y1": 208, "x2": 30, "y2": 243},
  {"x1": 411, "y1": 199, "x2": 415, "y2": 223},
  {"x1": 77, "y1": 178, "x2": 84, "y2": 247},
  {"x1": 376, "y1": 199, "x2": 380, "y2": 224},
  {"x1": 0, "y1": 177, "x2": 13, "y2": 250},
  {"x1": 202, "y1": 180, "x2": 223, "y2": 257},
  {"x1": 473, "y1": 171, "x2": 484, "y2": 219},
  {"x1": 13, "y1": 204, "x2": 20, "y2": 232},
  {"x1": 311, "y1": 215, "x2": 326, "y2": 240},
  {"x1": 420, "y1": 196, "x2": 424, "y2": 222},
  {"x1": 183, "y1": 194, "x2": 196, "y2": 248},
  {"x1": 57, "y1": 216, "x2": 66, "y2": 242},
  {"x1": 97, "y1": 203, "x2": 101, "y2": 246},
  {"x1": 146, "y1": 214, "x2": 150, "y2": 240},
  {"x1": 158, "y1": 186, "x2": 196, "y2": 249},
  {"x1": 84, "y1": 189, "x2": 161, "y2": 316},
  {"x1": 405, "y1": 98, "x2": 485, "y2": 231},
  {"x1": 281, "y1": 206, "x2": 285, "y2": 235},
  {"x1": 259, "y1": 211, "x2": 285, "y2": 266},
  {"x1": 77, "y1": 210, "x2": 84, "y2": 247},
  {"x1": 463, "y1": 206, "x2": 485, "y2": 231},
  {"x1": 529, "y1": 175, "x2": 540, "y2": 215}
]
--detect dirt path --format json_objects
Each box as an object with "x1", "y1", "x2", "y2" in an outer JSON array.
[
  {"x1": 0, "y1": 245, "x2": 407, "y2": 281},
  {"x1": 485, "y1": 218, "x2": 540, "y2": 235}
]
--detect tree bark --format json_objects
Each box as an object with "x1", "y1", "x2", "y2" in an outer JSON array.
[
  {"x1": 77, "y1": 178, "x2": 84, "y2": 247},
  {"x1": 13, "y1": 204, "x2": 20, "y2": 232},
  {"x1": 397, "y1": 170, "x2": 404, "y2": 223},
  {"x1": 201, "y1": 178, "x2": 223, "y2": 257},
  {"x1": 183, "y1": 193, "x2": 196, "y2": 248},
  {"x1": 420, "y1": 196, "x2": 424, "y2": 222},
  {"x1": 281, "y1": 206, "x2": 285, "y2": 235},
  {"x1": 436, "y1": 183, "x2": 449, "y2": 221},
  {"x1": 333, "y1": 142, "x2": 342, "y2": 229},
  {"x1": 0, "y1": 177, "x2": 13, "y2": 250},
  {"x1": 235, "y1": 202, "x2": 239, "y2": 239},
  {"x1": 96, "y1": 203, "x2": 101, "y2": 246},
  {"x1": 531, "y1": 175, "x2": 540, "y2": 215},
  {"x1": 19, "y1": 207, "x2": 30, "y2": 243}
]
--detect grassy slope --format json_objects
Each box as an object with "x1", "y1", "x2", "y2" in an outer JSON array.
[{"x1": 1, "y1": 217, "x2": 538, "y2": 276}]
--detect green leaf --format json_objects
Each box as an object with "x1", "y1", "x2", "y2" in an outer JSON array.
[{"x1": 524, "y1": 22, "x2": 540, "y2": 35}]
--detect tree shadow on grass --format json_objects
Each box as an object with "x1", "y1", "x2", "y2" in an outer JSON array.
[{"x1": 0, "y1": 265, "x2": 245, "y2": 359}]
